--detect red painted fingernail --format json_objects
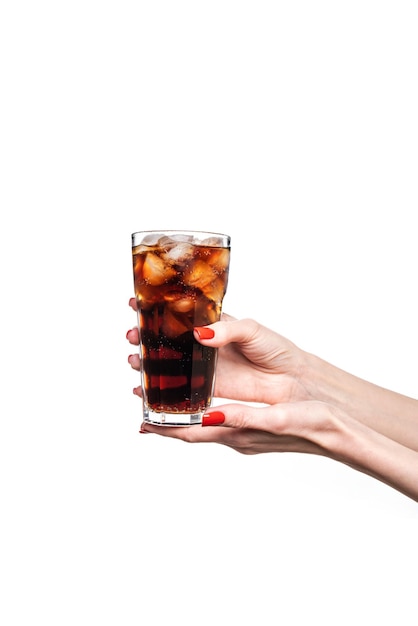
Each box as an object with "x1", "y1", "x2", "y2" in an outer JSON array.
[
  {"x1": 195, "y1": 326, "x2": 215, "y2": 340},
  {"x1": 202, "y1": 411, "x2": 225, "y2": 426}
]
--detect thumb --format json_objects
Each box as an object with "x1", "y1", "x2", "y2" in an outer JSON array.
[
  {"x1": 202, "y1": 401, "x2": 328, "y2": 440},
  {"x1": 202, "y1": 402, "x2": 285, "y2": 432}
]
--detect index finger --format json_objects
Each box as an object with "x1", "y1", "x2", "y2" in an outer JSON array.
[{"x1": 194, "y1": 317, "x2": 269, "y2": 348}]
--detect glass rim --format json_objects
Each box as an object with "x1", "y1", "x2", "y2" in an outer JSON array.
[{"x1": 131, "y1": 229, "x2": 231, "y2": 246}]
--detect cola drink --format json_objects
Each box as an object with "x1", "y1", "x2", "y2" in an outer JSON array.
[{"x1": 132, "y1": 231, "x2": 231, "y2": 425}]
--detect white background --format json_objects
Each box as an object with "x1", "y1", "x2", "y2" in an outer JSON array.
[{"x1": 1, "y1": 1, "x2": 417, "y2": 624}]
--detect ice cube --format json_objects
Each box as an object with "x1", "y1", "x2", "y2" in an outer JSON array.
[
  {"x1": 202, "y1": 276, "x2": 227, "y2": 302},
  {"x1": 158, "y1": 234, "x2": 193, "y2": 250},
  {"x1": 184, "y1": 260, "x2": 216, "y2": 290},
  {"x1": 133, "y1": 254, "x2": 144, "y2": 277},
  {"x1": 132, "y1": 244, "x2": 149, "y2": 255},
  {"x1": 142, "y1": 233, "x2": 163, "y2": 246},
  {"x1": 169, "y1": 234, "x2": 194, "y2": 243},
  {"x1": 164, "y1": 242, "x2": 195, "y2": 263},
  {"x1": 195, "y1": 298, "x2": 220, "y2": 324},
  {"x1": 162, "y1": 307, "x2": 191, "y2": 337},
  {"x1": 135, "y1": 283, "x2": 158, "y2": 307},
  {"x1": 200, "y1": 236, "x2": 223, "y2": 247},
  {"x1": 166, "y1": 294, "x2": 196, "y2": 313},
  {"x1": 143, "y1": 252, "x2": 176, "y2": 285},
  {"x1": 207, "y1": 248, "x2": 230, "y2": 272},
  {"x1": 157, "y1": 236, "x2": 176, "y2": 249}
]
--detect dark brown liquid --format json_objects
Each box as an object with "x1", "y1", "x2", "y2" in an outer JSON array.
[
  {"x1": 132, "y1": 238, "x2": 230, "y2": 414},
  {"x1": 140, "y1": 312, "x2": 217, "y2": 413}
]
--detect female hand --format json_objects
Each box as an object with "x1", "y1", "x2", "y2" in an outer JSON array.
[
  {"x1": 127, "y1": 297, "x2": 311, "y2": 407},
  {"x1": 126, "y1": 298, "x2": 418, "y2": 500},
  {"x1": 127, "y1": 296, "x2": 330, "y2": 454}
]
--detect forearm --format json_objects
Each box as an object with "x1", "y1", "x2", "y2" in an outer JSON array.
[
  {"x1": 318, "y1": 406, "x2": 418, "y2": 502},
  {"x1": 302, "y1": 352, "x2": 418, "y2": 451}
]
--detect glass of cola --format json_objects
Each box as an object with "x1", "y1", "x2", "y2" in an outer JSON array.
[{"x1": 131, "y1": 230, "x2": 231, "y2": 426}]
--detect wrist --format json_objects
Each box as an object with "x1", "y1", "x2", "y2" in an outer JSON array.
[
  {"x1": 299, "y1": 349, "x2": 378, "y2": 416},
  {"x1": 299, "y1": 351, "x2": 352, "y2": 406}
]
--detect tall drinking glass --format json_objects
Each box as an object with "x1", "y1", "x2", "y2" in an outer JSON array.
[{"x1": 131, "y1": 230, "x2": 231, "y2": 426}]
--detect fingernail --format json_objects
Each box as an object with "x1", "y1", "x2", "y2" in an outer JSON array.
[
  {"x1": 202, "y1": 410, "x2": 225, "y2": 426},
  {"x1": 194, "y1": 326, "x2": 215, "y2": 340}
]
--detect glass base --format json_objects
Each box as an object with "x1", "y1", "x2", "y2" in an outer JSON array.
[{"x1": 143, "y1": 406, "x2": 204, "y2": 426}]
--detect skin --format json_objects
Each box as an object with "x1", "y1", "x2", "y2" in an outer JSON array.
[{"x1": 127, "y1": 297, "x2": 418, "y2": 502}]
